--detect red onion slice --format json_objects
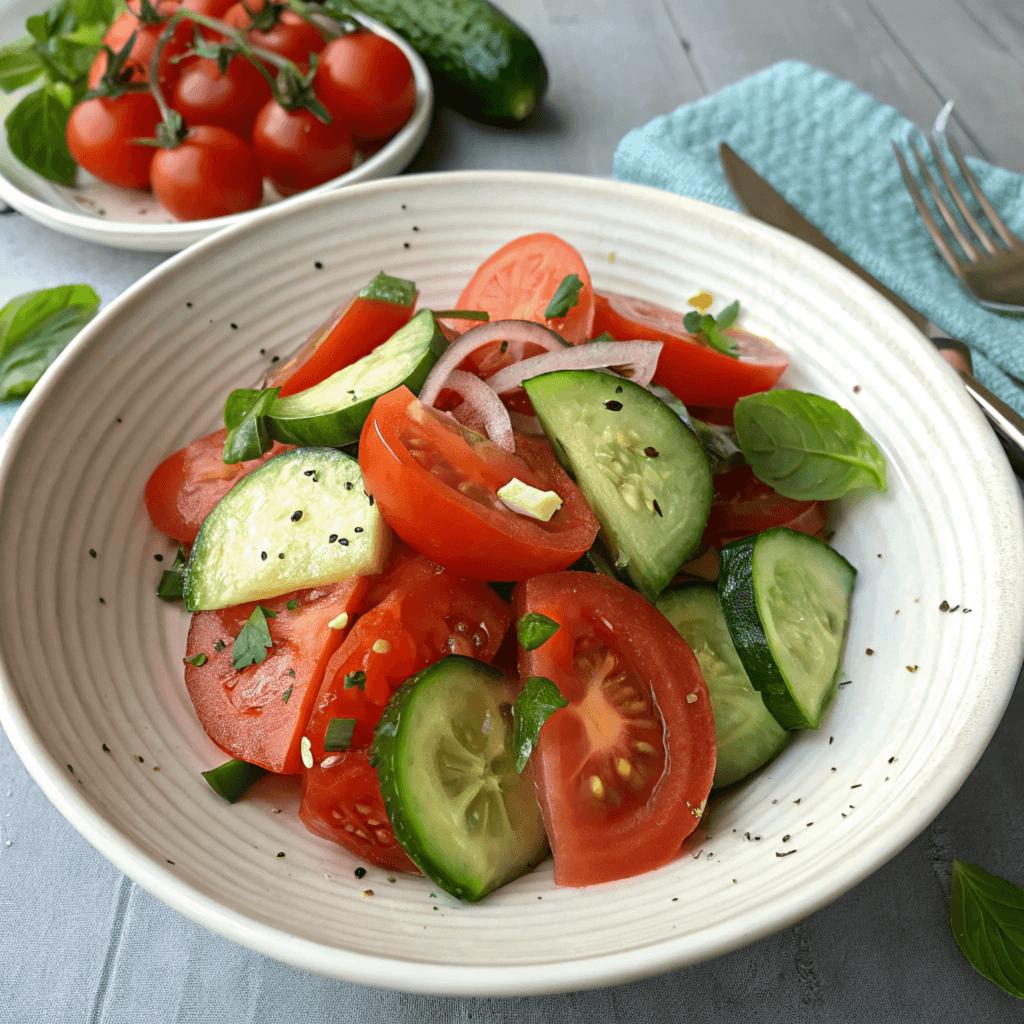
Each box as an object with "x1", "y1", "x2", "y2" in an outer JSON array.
[
  {"x1": 484, "y1": 341, "x2": 663, "y2": 396},
  {"x1": 442, "y1": 370, "x2": 515, "y2": 453},
  {"x1": 508, "y1": 411, "x2": 545, "y2": 436},
  {"x1": 419, "y1": 320, "x2": 567, "y2": 408}
]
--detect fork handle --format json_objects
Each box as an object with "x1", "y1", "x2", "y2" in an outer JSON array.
[{"x1": 958, "y1": 371, "x2": 1024, "y2": 480}]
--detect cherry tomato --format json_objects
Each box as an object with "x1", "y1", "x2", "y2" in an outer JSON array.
[
  {"x1": 515, "y1": 572, "x2": 716, "y2": 887},
  {"x1": 66, "y1": 93, "x2": 162, "y2": 191},
  {"x1": 702, "y1": 464, "x2": 827, "y2": 549},
  {"x1": 144, "y1": 428, "x2": 293, "y2": 545},
  {"x1": 183, "y1": 578, "x2": 367, "y2": 773},
  {"x1": 304, "y1": 550, "x2": 511, "y2": 756},
  {"x1": 252, "y1": 98, "x2": 354, "y2": 196},
  {"x1": 171, "y1": 55, "x2": 272, "y2": 140},
  {"x1": 88, "y1": 2, "x2": 192, "y2": 93},
  {"x1": 316, "y1": 31, "x2": 415, "y2": 140},
  {"x1": 180, "y1": 0, "x2": 235, "y2": 17},
  {"x1": 151, "y1": 125, "x2": 264, "y2": 221},
  {"x1": 223, "y1": 0, "x2": 325, "y2": 64},
  {"x1": 592, "y1": 291, "x2": 790, "y2": 408},
  {"x1": 358, "y1": 387, "x2": 599, "y2": 580},
  {"x1": 300, "y1": 750, "x2": 420, "y2": 872}
]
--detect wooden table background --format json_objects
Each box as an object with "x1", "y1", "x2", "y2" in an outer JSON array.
[{"x1": 2, "y1": 0, "x2": 1024, "y2": 1020}]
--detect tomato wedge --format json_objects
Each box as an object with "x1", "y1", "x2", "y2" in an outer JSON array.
[
  {"x1": 515, "y1": 572, "x2": 716, "y2": 887},
  {"x1": 592, "y1": 291, "x2": 789, "y2": 408},
  {"x1": 305, "y1": 554, "x2": 510, "y2": 756},
  {"x1": 183, "y1": 577, "x2": 367, "y2": 774},
  {"x1": 144, "y1": 428, "x2": 293, "y2": 545},
  {"x1": 299, "y1": 749, "x2": 420, "y2": 873},
  {"x1": 358, "y1": 387, "x2": 599, "y2": 580}
]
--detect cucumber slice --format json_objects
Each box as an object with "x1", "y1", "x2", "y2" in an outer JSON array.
[
  {"x1": 184, "y1": 448, "x2": 388, "y2": 611},
  {"x1": 266, "y1": 309, "x2": 446, "y2": 447},
  {"x1": 718, "y1": 528, "x2": 856, "y2": 730},
  {"x1": 371, "y1": 656, "x2": 549, "y2": 903},
  {"x1": 523, "y1": 370, "x2": 713, "y2": 601},
  {"x1": 657, "y1": 587, "x2": 789, "y2": 787}
]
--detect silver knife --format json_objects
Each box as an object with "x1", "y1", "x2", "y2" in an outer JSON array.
[{"x1": 718, "y1": 142, "x2": 1024, "y2": 478}]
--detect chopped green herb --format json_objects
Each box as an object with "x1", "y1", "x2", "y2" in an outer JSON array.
[
  {"x1": 287, "y1": 668, "x2": 295, "y2": 677},
  {"x1": 343, "y1": 670, "x2": 367, "y2": 690},
  {"x1": 156, "y1": 570, "x2": 184, "y2": 601},
  {"x1": 184, "y1": 653, "x2": 207, "y2": 667},
  {"x1": 516, "y1": 612, "x2": 561, "y2": 651},
  {"x1": 324, "y1": 717, "x2": 356, "y2": 751},
  {"x1": 591, "y1": 331, "x2": 614, "y2": 342},
  {"x1": 213, "y1": 639, "x2": 225, "y2": 653},
  {"x1": 286, "y1": 599, "x2": 299, "y2": 610},
  {"x1": 88, "y1": 548, "x2": 96, "y2": 558},
  {"x1": 431, "y1": 309, "x2": 490, "y2": 321},
  {"x1": 201, "y1": 758, "x2": 267, "y2": 803},
  {"x1": 512, "y1": 676, "x2": 568, "y2": 771},
  {"x1": 232, "y1": 605, "x2": 276, "y2": 670},
  {"x1": 683, "y1": 299, "x2": 740, "y2": 358},
  {"x1": 543, "y1": 274, "x2": 583, "y2": 319},
  {"x1": 282, "y1": 685, "x2": 293, "y2": 703},
  {"x1": 222, "y1": 386, "x2": 280, "y2": 463}
]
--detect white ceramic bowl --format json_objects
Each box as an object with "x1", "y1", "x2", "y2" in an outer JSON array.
[
  {"x1": 0, "y1": 0, "x2": 432, "y2": 252},
  {"x1": 0, "y1": 171, "x2": 1021, "y2": 996}
]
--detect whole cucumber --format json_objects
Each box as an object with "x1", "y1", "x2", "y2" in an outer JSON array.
[{"x1": 346, "y1": 0, "x2": 548, "y2": 122}]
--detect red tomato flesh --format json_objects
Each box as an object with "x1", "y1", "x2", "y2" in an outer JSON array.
[
  {"x1": 358, "y1": 387, "x2": 599, "y2": 580},
  {"x1": 144, "y1": 428, "x2": 293, "y2": 545},
  {"x1": 592, "y1": 291, "x2": 789, "y2": 408},
  {"x1": 300, "y1": 749, "x2": 419, "y2": 873},
  {"x1": 183, "y1": 577, "x2": 367, "y2": 774},
  {"x1": 515, "y1": 572, "x2": 716, "y2": 887}
]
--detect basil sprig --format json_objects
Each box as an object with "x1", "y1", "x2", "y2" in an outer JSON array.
[
  {"x1": 0, "y1": 284, "x2": 99, "y2": 398},
  {"x1": 733, "y1": 390, "x2": 887, "y2": 500},
  {"x1": 516, "y1": 612, "x2": 560, "y2": 651},
  {"x1": 950, "y1": 860, "x2": 1024, "y2": 999},
  {"x1": 543, "y1": 274, "x2": 583, "y2": 319},
  {"x1": 232, "y1": 605, "x2": 277, "y2": 670},
  {"x1": 683, "y1": 299, "x2": 740, "y2": 358},
  {"x1": 512, "y1": 676, "x2": 567, "y2": 772}
]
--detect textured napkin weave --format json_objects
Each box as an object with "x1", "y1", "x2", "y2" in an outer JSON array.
[{"x1": 613, "y1": 60, "x2": 1024, "y2": 414}]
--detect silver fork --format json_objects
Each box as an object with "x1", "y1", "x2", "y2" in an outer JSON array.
[{"x1": 893, "y1": 134, "x2": 1024, "y2": 313}]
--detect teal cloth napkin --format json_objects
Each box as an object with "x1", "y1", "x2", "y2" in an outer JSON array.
[{"x1": 612, "y1": 60, "x2": 1024, "y2": 414}]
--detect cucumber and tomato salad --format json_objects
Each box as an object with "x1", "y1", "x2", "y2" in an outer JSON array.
[{"x1": 144, "y1": 231, "x2": 881, "y2": 902}]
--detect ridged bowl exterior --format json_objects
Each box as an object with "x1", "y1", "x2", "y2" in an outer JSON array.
[{"x1": 0, "y1": 171, "x2": 1021, "y2": 995}]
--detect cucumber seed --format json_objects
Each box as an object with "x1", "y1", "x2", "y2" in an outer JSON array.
[
  {"x1": 291, "y1": 510, "x2": 303, "y2": 521},
  {"x1": 604, "y1": 400, "x2": 623, "y2": 411}
]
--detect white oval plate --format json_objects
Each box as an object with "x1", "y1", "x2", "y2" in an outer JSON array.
[
  {"x1": 0, "y1": 171, "x2": 1021, "y2": 996},
  {"x1": 0, "y1": 0, "x2": 432, "y2": 252}
]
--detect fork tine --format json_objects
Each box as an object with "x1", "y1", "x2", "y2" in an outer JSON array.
[
  {"x1": 909, "y1": 138, "x2": 980, "y2": 262},
  {"x1": 893, "y1": 142, "x2": 966, "y2": 278},
  {"x1": 946, "y1": 137, "x2": 1022, "y2": 250},
  {"x1": 925, "y1": 135, "x2": 1000, "y2": 256}
]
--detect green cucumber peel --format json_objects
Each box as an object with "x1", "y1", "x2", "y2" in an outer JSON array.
[
  {"x1": 358, "y1": 272, "x2": 417, "y2": 307},
  {"x1": 432, "y1": 309, "x2": 490, "y2": 321},
  {"x1": 543, "y1": 274, "x2": 583, "y2": 319},
  {"x1": 515, "y1": 612, "x2": 560, "y2": 651},
  {"x1": 223, "y1": 387, "x2": 280, "y2": 463},
  {"x1": 734, "y1": 390, "x2": 887, "y2": 500},
  {"x1": 231, "y1": 605, "x2": 277, "y2": 670},
  {"x1": 683, "y1": 299, "x2": 740, "y2": 358},
  {"x1": 512, "y1": 676, "x2": 567, "y2": 772},
  {"x1": 201, "y1": 758, "x2": 267, "y2": 803}
]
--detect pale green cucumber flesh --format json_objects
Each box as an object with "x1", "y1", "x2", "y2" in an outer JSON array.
[
  {"x1": 718, "y1": 528, "x2": 856, "y2": 730},
  {"x1": 657, "y1": 586, "x2": 788, "y2": 787},
  {"x1": 184, "y1": 448, "x2": 388, "y2": 611},
  {"x1": 267, "y1": 308, "x2": 446, "y2": 447},
  {"x1": 523, "y1": 370, "x2": 713, "y2": 601},
  {"x1": 371, "y1": 656, "x2": 549, "y2": 903}
]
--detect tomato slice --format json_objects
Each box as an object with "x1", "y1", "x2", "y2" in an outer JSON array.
[
  {"x1": 305, "y1": 555, "x2": 511, "y2": 756},
  {"x1": 592, "y1": 291, "x2": 789, "y2": 408},
  {"x1": 183, "y1": 577, "x2": 367, "y2": 774},
  {"x1": 265, "y1": 293, "x2": 416, "y2": 398},
  {"x1": 358, "y1": 387, "x2": 599, "y2": 580},
  {"x1": 144, "y1": 428, "x2": 293, "y2": 545},
  {"x1": 515, "y1": 572, "x2": 716, "y2": 887},
  {"x1": 456, "y1": 233, "x2": 595, "y2": 349},
  {"x1": 703, "y1": 464, "x2": 827, "y2": 549},
  {"x1": 299, "y1": 749, "x2": 420, "y2": 873}
]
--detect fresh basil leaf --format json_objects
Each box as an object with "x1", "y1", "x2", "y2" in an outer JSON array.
[
  {"x1": 222, "y1": 387, "x2": 279, "y2": 464},
  {"x1": 0, "y1": 43, "x2": 43, "y2": 91},
  {"x1": 201, "y1": 758, "x2": 266, "y2": 803},
  {"x1": 516, "y1": 612, "x2": 560, "y2": 651},
  {"x1": 156, "y1": 569, "x2": 184, "y2": 600},
  {"x1": 543, "y1": 274, "x2": 583, "y2": 319},
  {"x1": 358, "y1": 271, "x2": 417, "y2": 307},
  {"x1": 4, "y1": 86, "x2": 77, "y2": 184},
  {"x1": 512, "y1": 676, "x2": 567, "y2": 772},
  {"x1": 0, "y1": 303, "x2": 97, "y2": 398},
  {"x1": 950, "y1": 860, "x2": 1024, "y2": 999},
  {"x1": 591, "y1": 330, "x2": 614, "y2": 342},
  {"x1": 73, "y1": 0, "x2": 115, "y2": 27},
  {"x1": 232, "y1": 605, "x2": 275, "y2": 670},
  {"x1": 734, "y1": 390, "x2": 888, "y2": 500},
  {"x1": 184, "y1": 652, "x2": 207, "y2": 666},
  {"x1": 0, "y1": 284, "x2": 98, "y2": 357},
  {"x1": 716, "y1": 299, "x2": 740, "y2": 330},
  {"x1": 343, "y1": 670, "x2": 366, "y2": 690},
  {"x1": 324, "y1": 717, "x2": 356, "y2": 751},
  {"x1": 684, "y1": 303, "x2": 740, "y2": 359}
]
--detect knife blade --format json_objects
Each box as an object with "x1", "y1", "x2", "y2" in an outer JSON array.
[{"x1": 718, "y1": 142, "x2": 1024, "y2": 478}]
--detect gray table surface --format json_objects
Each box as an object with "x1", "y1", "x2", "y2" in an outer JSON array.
[{"x1": 3, "y1": 0, "x2": 1024, "y2": 1020}]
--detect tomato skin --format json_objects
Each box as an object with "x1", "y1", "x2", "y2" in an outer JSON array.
[
  {"x1": 151, "y1": 126, "x2": 264, "y2": 221},
  {"x1": 223, "y1": 0, "x2": 325, "y2": 64},
  {"x1": 300, "y1": 750, "x2": 419, "y2": 872},
  {"x1": 183, "y1": 577, "x2": 367, "y2": 773},
  {"x1": 252, "y1": 99, "x2": 354, "y2": 196},
  {"x1": 592, "y1": 291, "x2": 789, "y2": 408},
  {"x1": 171, "y1": 55, "x2": 273, "y2": 140},
  {"x1": 316, "y1": 31, "x2": 415, "y2": 140},
  {"x1": 144, "y1": 428, "x2": 293, "y2": 545},
  {"x1": 703, "y1": 464, "x2": 827, "y2": 549},
  {"x1": 358, "y1": 387, "x2": 599, "y2": 580},
  {"x1": 457, "y1": 233, "x2": 595, "y2": 346},
  {"x1": 88, "y1": 3, "x2": 192, "y2": 92},
  {"x1": 181, "y1": 0, "x2": 235, "y2": 16},
  {"x1": 66, "y1": 93, "x2": 162, "y2": 190},
  {"x1": 515, "y1": 572, "x2": 716, "y2": 887}
]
